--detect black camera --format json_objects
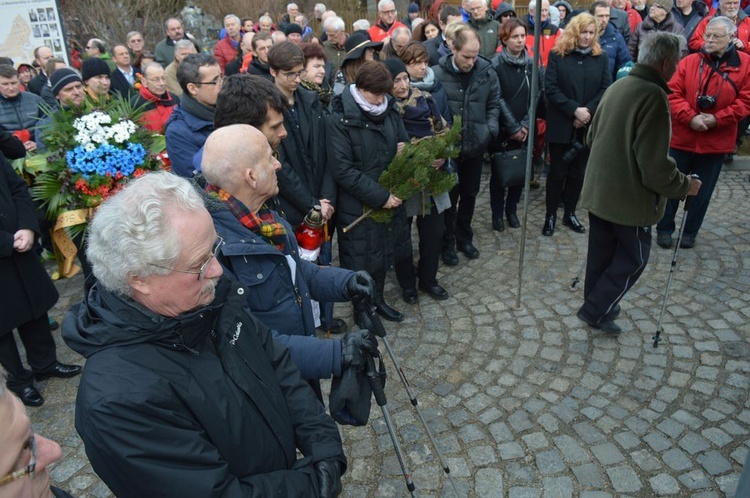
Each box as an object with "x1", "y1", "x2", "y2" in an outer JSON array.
[
  {"x1": 697, "y1": 95, "x2": 716, "y2": 109},
  {"x1": 562, "y1": 140, "x2": 584, "y2": 163}
]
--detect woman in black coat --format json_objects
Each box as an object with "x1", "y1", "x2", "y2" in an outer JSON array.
[
  {"x1": 0, "y1": 154, "x2": 80, "y2": 407},
  {"x1": 327, "y1": 61, "x2": 410, "y2": 322},
  {"x1": 490, "y1": 18, "x2": 540, "y2": 232},
  {"x1": 543, "y1": 12, "x2": 611, "y2": 236}
]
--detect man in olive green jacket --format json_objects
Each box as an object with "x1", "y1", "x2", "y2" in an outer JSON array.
[{"x1": 577, "y1": 32, "x2": 701, "y2": 334}]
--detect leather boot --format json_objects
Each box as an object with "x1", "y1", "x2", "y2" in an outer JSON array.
[
  {"x1": 542, "y1": 215, "x2": 556, "y2": 236},
  {"x1": 562, "y1": 212, "x2": 586, "y2": 233},
  {"x1": 371, "y1": 270, "x2": 404, "y2": 322}
]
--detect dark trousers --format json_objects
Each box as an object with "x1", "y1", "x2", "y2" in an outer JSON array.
[
  {"x1": 579, "y1": 213, "x2": 652, "y2": 323},
  {"x1": 656, "y1": 149, "x2": 723, "y2": 239},
  {"x1": 490, "y1": 180, "x2": 523, "y2": 220},
  {"x1": 0, "y1": 314, "x2": 57, "y2": 392},
  {"x1": 546, "y1": 143, "x2": 589, "y2": 216},
  {"x1": 395, "y1": 205, "x2": 444, "y2": 289},
  {"x1": 443, "y1": 154, "x2": 483, "y2": 249}
]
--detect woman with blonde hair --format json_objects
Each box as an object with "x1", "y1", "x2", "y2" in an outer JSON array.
[{"x1": 542, "y1": 12, "x2": 611, "y2": 236}]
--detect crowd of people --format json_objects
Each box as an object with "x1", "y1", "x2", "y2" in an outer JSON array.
[{"x1": 0, "y1": 0, "x2": 748, "y2": 494}]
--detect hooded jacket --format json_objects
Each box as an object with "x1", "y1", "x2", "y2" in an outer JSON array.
[
  {"x1": 432, "y1": 54, "x2": 501, "y2": 158},
  {"x1": 63, "y1": 276, "x2": 346, "y2": 497},
  {"x1": 165, "y1": 93, "x2": 215, "y2": 177},
  {"x1": 669, "y1": 47, "x2": 750, "y2": 154},
  {"x1": 202, "y1": 188, "x2": 351, "y2": 380},
  {"x1": 629, "y1": 12, "x2": 687, "y2": 61},
  {"x1": 131, "y1": 85, "x2": 179, "y2": 133},
  {"x1": 600, "y1": 22, "x2": 632, "y2": 80}
]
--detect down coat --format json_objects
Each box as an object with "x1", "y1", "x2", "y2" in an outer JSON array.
[
  {"x1": 432, "y1": 54, "x2": 501, "y2": 158},
  {"x1": 0, "y1": 155, "x2": 58, "y2": 334},
  {"x1": 327, "y1": 86, "x2": 409, "y2": 274},
  {"x1": 63, "y1": 276, "x2": 346, "y2": 497},
  {"x1": 669, "y1": 47, "x2": 750, "y2": 154},
  {"x1": 276, "y1": 88, "x2": 336, "y2": 227}
]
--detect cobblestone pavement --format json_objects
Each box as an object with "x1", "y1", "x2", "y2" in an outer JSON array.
[{"x1": 28, "y1": 166, "x2": 749, "y2": 497}]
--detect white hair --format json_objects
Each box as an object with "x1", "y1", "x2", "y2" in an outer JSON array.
[
  {"x1": 86, "y1": 172, "x2": 205, "y2": 296},
  {"x1": 707, "y1": 16, "x2": 738, "y2": 37},
  {"x1": 223, "y1": 14, "x2": 240, "y2": 25},
  {"x1": 314, "y1": 3, "x2": 327, "y2": 15},
  {"x1": 352, "y1": 19, "x2": 371, "y2": 31},
  {"x1": 378, "y1": 0, "x2": 396, "y2": 12},
  {"x1": 637, "y1": 31, "x2": 683, "y2": 65},
  {"x1": 325, "y1": 16, "x2": 346, "y2": 32}
]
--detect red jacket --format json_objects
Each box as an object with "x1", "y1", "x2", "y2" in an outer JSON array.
[
  {"x1": 689, "y1": 13, "x2": 750, "y2": 54},
  {"x1": 524, "y1": 24, "x2": 562, "y2": 67},
  {"x1": 213, "y1": 36, "x2": 240, "y2": 73},
  {"x1": 134, "y1": 86, "x2": 179, "y2": 134},
  {"x1": 669, "y1": 48, "x2": 750, "y2": 153},
  {"x1": 368, "y1": 20, "x2": 407, "y2": 42}
]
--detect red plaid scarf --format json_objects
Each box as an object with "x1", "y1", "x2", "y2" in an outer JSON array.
[{"x1": 206, "y1": 184, "x2": 287, "y2": 251}]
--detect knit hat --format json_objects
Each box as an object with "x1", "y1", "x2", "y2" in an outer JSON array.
[
  {"x1": 81, "y1": 57, "x2": 110, "y2": 81},
  {"x1": 383, "y1": 58, "x2": 407, "y2": 79},
  {"x1": 50, "y1": 68, "x2": 82, "y2": 96},
  {"x1": 652, "y1": 0, "x2": 674, "y2": 12},
  {"x1": 284, "y1": 23, "x2": 304, "y2": 36},
  {"x1": 408, "y1": 3, "x2": 420, "y2": 13}
]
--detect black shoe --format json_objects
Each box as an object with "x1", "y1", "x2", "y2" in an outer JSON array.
[
  {"x1": 679, "y1": 234, "x2": 696, "y2": 249},
  {"x1": 492, "y1": 217, "x2": 505, "y2": 232},
  {"x1": 656, "y1": 233, "x2": 673, "y2": 249},
  {"x1": 542, "y1": 215, "x2": 556, "y2": 236},
  {"x1": 375, "y1": 301, "x2": 404, "y2": 322},
  {"x1": 457, "y1": 242, "x2": 480, "y2": 259},
  {"x1": 604, "y1": 305, "x2": 621, "y2": 321},
  {"x1": 402, "y1": 288, "x2": 419, "y2": 304},
  {"x1": 441, "y1": 249, "x2": 459, "y2": 266},
  {"x1": 577, "y1": 310, "x2": 622, "y2": 334},
  {"x1": 506, "y1": 213, "x2": 520, "y2": 228},
  {"x1": 34, "y1": 362, "x2": 82, "y2": 382},
  {"x1": 563, "y1": 213, "x2": 586, "y2": 233},
  {"x1": 16, "y1": 386, "x2": 44, "y2": 407},
  {"x1": 49, "y1": 318, "x2": 59, "y2": 331},
  {"x1": 318, "y1": 318, "x2": 348, "y2": 335},
  {"x1": 419, "y1": 283, "x2": 449, "y2": 300}
]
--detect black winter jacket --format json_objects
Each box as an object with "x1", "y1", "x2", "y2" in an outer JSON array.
[
  {"x1": 544, "y1": 49, "x2": 611, "y2": 144},
  {"x1": 276, "y1": 88, "x2": 336, "y2": 227},
  {"x1": 0, "y1": 155, "x2": 58, "y2": 334},
  {"x1": 432, "y1": 55, "x2": 501, "y2": 158},
  {"x1": 327, "y1": 86, "x2": 408, "y2": 274},
  {"x1": 63, "y1": 277, "x2": 346, "y2": 497}
]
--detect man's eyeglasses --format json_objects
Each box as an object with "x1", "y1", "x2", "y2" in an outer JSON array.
[
  {"x1": 194, "y1": 75, "x2": 224, "y2": 86},
  {"x1": 149, "y1": 236, "x2": 223, "y2": 280},
  {"x1": 0, "y1": 435, "x2": 36, "y2": 487},
  {"x1": 282, "y1": 69, "x2": 307, "y2": 81}
]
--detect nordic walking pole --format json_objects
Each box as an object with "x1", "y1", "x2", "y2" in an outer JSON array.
[
  {"x1": 353, "y1": 297, "x2": 460, "y2": 497},
  {"x1": 365, "y1": 354, "x2": 417, "y2": 497},
  {"x1": 653, "y1": 175, "x2": 698, "y2": 348}
]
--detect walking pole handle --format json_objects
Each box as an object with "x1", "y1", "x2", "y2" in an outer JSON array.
[
  {"x1": 683, "y1": 174, "x2": 700, "y2": 211},
  {"x1": 366, "y1": 355, "x2": 388, "y2": 407}
]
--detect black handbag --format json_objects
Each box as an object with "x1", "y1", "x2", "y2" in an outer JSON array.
[{"x1": 490, "y1": 145, "x2": 526, "y2": 188}]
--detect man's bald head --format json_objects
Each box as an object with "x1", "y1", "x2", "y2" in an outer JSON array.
[{"x1": 202, "y1": 125, "x2": 268, "y2": 192}]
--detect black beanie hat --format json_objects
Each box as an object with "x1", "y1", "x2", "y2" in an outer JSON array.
[
  {"x1": 50, "y1": 68, "x2": 82, "y2": 96},
  {"x1": 284, "y1": 23, "x2": 304, "y2": 36},
  {"x1": 383, "y1": 58, "x2": 407, "y2": 79},
  {"x1": 81, "y1": 57, "x2": 110, "y2": 81}
]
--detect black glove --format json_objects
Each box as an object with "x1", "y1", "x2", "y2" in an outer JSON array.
[
  {"x1": 315, "y1": 458, "x2": 343, "y2": 498},
  {"x1": 345, "y1": 270, "x2": 375, "y2": 302},
  {"x1": 341, "y1": 330, "x2": 379, "y2": 370}
]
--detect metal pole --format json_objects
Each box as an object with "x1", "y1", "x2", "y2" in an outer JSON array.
[{"x1": 515, "y1": 0, "x2": 545, "y2": 308}]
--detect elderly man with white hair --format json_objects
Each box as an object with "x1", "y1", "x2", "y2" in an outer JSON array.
[
  {"x1": 369, "y1": 0, "x2": 408, "y2": 42},
  {"x1": 521, "y1": 0, "x2": 562, "y2": 66},
  {"x1": 214, "y1": 14, "x2": 243, "y2": 73},
  {"x1": 323, "y1": 16, "x2": 348, "y2": 73},
  {"x1": 280, "y1": 2, "x2": 299, "y2": 31},
  {"x1": 466, "y1": 0, "x2": 501, "y2": 58},
  {"x1": 63, "y1": 162, "x2": 347, "y2": 497}
]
